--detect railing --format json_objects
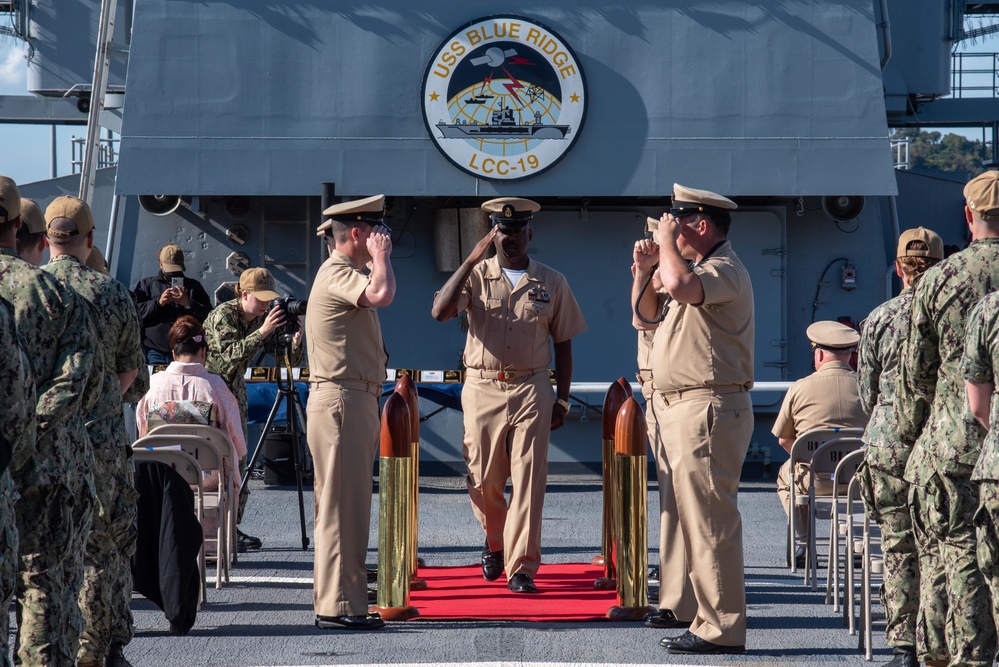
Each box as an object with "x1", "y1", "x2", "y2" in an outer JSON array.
[
  {"x1": 951, "y1": 52, "x2": 999, "y2": 98},
  {"x1": 70, "y1": 134, "x2": 118, "y2": 173},
  {"x1": 890, "y1": 137, "x2": 911, "y2": 170}
]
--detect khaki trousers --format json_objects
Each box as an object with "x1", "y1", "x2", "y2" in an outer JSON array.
[
  {"x1": 306, "y1": 384, "x2": 380, "y2": 617},
  {"x1": 657, "y1": 389, "x2": 753, "y2": 646},
  {"x1": 646, "y1": 383, "x2": 696, "y2": 622},
  {"x1": 462, "y1": 372, "x2": 554, "y2": 579}
]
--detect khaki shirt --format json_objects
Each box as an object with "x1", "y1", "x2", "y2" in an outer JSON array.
[
  {"x1": 305, "y1": 250, "x2": 387, "y2": 386},
  {"x1": 650, "y1": 241, "x2": 754, "y2": 391},
  {"x1": 457, "y1": 257, "x2": 586, "y2": 372},
  {"x1": 772, "y1": 360, "x2": 867, "y2": 441}
]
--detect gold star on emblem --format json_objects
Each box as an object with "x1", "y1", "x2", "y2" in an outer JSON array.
[
  {"x1": 429, "y1": 92, "x2": 440, "y2": 102},
  {"x1": 570, "y1": 93, "x2": 580, "y2": 103}
]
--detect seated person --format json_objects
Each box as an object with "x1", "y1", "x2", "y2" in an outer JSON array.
[
  {"x1": 137, "y1": 315, "x2": 247, "y2": 498},
  {"x1": 772, "y1": 320, "x2": 867, "y2": 566}
]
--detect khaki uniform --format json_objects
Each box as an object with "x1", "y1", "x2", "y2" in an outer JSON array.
[
  {"x1": 639, "y1": 312, "x2": 695, "y2": 621},
  {"x1": 960, "y1": 293, "x2": 999, "y2": 651},
  {"x1": 0, "y1": 298, "x2": 36, "y2": 667},
  {"x1": 650, "y1": 240, "x2": 753, "y2": 647},
  {"x1": 0, "y1": 247, "x2": 97, "y2": 666},
  {"x1": 771, "y1": 360, "x2": 867, "y2": 540},
  {"x1": 898, "y1": 238, "x2": 999, "y2": 666},
  {"x1": 43, "y1": 255, "x2": 144, "y2": 663},
  {"x1": 457, "y1": 256, "x2": 586, "y2": 578},
  {"x1": 305, "y1": 250, "x2": 387, "y2": 617}
]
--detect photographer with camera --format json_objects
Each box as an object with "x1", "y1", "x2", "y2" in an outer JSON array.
[{"x1": 204, "y1": 267, "x2": 303, "y2": 552}]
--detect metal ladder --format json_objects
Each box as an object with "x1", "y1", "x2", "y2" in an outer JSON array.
[{"x1": 79, "y1": 0, "x2": 124, "y2": 204}]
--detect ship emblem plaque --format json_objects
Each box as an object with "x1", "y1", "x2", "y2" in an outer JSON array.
[{"x1": 422, "y1": 15, "x2": 587, "y2": 182}]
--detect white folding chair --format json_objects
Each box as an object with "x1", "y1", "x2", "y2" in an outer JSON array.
[
  {"x1": 806, "y1": 436, "x2": 864, "y2": 591},
  {"x1": 148, "y1": 424, "x2": 238, "y2": 582},
  {"x1": 131, "y1": 446, "x2": 207, "y2": 607},
  {"x1": 826, "y1": 448, "x2": 866, "y2": 609},
  {"x1": 786, "y1": 427, "x2": 864, "y2": 577}
]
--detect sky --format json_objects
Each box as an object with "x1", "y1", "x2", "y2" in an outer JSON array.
[{"x1": 1, "y1": 28, "x2": 998, "y2": 188}]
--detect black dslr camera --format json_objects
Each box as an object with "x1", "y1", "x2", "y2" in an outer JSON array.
[{"x1": 271, "y1": 295, "x2": 307, "y2": 338}]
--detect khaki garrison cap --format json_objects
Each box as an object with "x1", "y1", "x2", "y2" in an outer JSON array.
[
  {"x1": 0, "y1": 176, "x2": 20, "y2": 223},
  {"x1": 238, "y1": 267, "x2": 281, "y2": 301},
  {"x1": 965, "y1": 171, "x2": 999, "y2": 223},
  {"x1": 807, "y1": 320, "x2": 860, "y2": 350},
  {"x1": 897, "y1": 227, "x2": 944, "y2": 260},
  {"x1": 159, "y1": 244, "x2": 186, "y2": 273},
  {"x1": 45, "y1": 196, "x2": 95, "y2": 239},
  {"x1": 20, "y1": 198, "x2": 46, "y2": 234},
  {"x1": 481, "y1": 197, "x2": 540, "y2": 229},
  {"x1": 671, "y1": 183, "x2": 737, "y2": 217},
  {"x1": 317, "y1": 194, "x2": 387, "y2": 236}
]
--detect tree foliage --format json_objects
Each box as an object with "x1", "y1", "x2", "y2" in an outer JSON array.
[{"x1": 891, "y1": 128, "x2": 991, "y2": 175}]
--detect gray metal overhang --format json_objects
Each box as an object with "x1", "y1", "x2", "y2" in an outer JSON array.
[{"x1": 115, "y1": 0, "x2": 896, "y2": 198}]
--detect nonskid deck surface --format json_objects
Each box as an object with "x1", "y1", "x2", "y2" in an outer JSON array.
[{"x1": 124, "y1": 477, "x2": 887, "y2": 666}]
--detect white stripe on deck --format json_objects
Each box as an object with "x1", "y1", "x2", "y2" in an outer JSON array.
[
  {"x1": 228, "y1": 575, "x2": 314, "y2": 584},
  {"x1": 268, "y1": 664, "x2": 701, "y2": 667}
]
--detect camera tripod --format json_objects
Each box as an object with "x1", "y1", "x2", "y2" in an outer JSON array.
[{"x1": 243, "y1": 338, "x2": 311, "y2": 550}]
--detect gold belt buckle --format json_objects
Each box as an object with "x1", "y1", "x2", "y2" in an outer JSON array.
[{"x1": 498, "y1": 370, "x2": 515, "y2": 381}]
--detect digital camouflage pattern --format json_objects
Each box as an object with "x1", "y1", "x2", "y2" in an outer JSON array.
[
  {"x1": 204, "y1": 298, "x2": 303, "y2": 432},
  {"x1": 961, "y1": 292, "x2": 999, "y2": 481},
  {"x1": 857, "y1": 289, "x2": 913, "y2": 475},
  {"x1": 898, "y1": 239, "x2": 999, "y2": 478},
  {"x1": 0, "y1": 298, "x2": 34, "y2": 667},
  {"x1": 0, "y1": 247, "x2": 98, "y2": 665},
  {"x1": 975, "y1": 482, "x2": 999, "y2": 651},
  {"x1": 42, "y1": 254, "x2": 144, "y2": 663}
]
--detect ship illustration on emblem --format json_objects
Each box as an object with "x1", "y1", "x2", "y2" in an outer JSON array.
[{"x1": 422, "y1": 16, "x2": 587, "y2": 181}]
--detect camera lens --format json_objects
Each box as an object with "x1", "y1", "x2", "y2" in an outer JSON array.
[{"x1": 286, "y1": 299, "x2": 307, "y2": 316}]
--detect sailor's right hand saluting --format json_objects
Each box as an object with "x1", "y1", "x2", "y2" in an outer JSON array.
[{"x1": 366, "y1": 226, "x2": 393, "y2": 260}]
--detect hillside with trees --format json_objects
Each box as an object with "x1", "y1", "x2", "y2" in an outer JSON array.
[{"x1": 891, "y1": 128, "x2": 991, "y2": 175}]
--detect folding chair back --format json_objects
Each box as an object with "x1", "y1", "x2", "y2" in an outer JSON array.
[{"x1": 806, "y1": 437, "x2": 864, "y2": 590}]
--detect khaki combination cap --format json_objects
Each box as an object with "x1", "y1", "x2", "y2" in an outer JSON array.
[
  {"x1": 86, "y1": 246, "x2": 110, "y2": 275},
  {"x1": 20, "y1": 198, "x2": 46, "y2": 234},
  {"x1": 482, "y1": 197, "x2": 540, "y2": 229},
  {"x1": 0, "y1": 176, "x2": 20, "y2": 223},
  {"x1": 646, "y1": 216, "x2": 659, "y2": 234},
  {"x1": 897, "y1": 227, "x2": 944, "y2": 260},
  {"x1": 317, "y1": 194, "x2": 386, "y2": 236},
  {"x1": 159, "y1": 243, "x2": 186, "y2": 273},
  {"x1": 671, "y1": 183, "x2": 737, "y2": 217},
  {"x1": 238, "y1": 267, "x2": 281, "y2": 301},
  {"x1": 965, "y1": 171, "x2": 999, "y2": 223},
  {"x1": 45, "y1": 196, "x2": 95, "y2": 239},
  {"x1": 806, "y1": 320, "x2": 860, "y2": 350}
]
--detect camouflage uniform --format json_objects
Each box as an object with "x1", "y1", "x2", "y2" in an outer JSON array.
[
  {"x1": 0, "y1": 298, "x2": 36, "y2": 667},
  {"x1": 897, "y1": 238, "x2": 999, "y2": 667},
  {"x1": 204, "y1": 298, "x2": 302, "y2": 518},
  {"x1": 0, "y1": 246, "x2": 98, "y2": 666},
  {"x1": 960, "y1": 292, "x2": 999, "y2": 651},
  {"x1": 43, "y1": 255, "x2": 144, "y2": 665},
  {"x1": 855, "y1": 289, "x2": 929, "y2": 656}
]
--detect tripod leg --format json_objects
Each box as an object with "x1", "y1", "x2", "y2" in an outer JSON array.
[
  {"x1": 244, "y1": 390, "x2": 285, "y2": 490},
  {"x1": 288, "y1": 388, "x2": 310, "y2": 550}
]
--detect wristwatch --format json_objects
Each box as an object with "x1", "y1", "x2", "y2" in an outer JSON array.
[{"x1": 555, "y1": 398, "x2": 571, "y2": 413}]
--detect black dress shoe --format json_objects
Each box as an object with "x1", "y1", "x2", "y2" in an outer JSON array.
[
  {"x1": 237, "y1": 529, "x2": 262, "y2": 553},
  {"x1": 507, "y1": 572, "x2": 538, "y2": 594},
  {"x1": 481, "y1": 541, "x2": 504, "y2": 581},
  {"x1": 643, "y1": 609, "x2": 691, "y2": 629},
  {"x1": 315, "y1": 614, "x2": 385, "y2": 630},
  {"x1": 661, "y1": 630, "x2": 744, "y2": 655}
]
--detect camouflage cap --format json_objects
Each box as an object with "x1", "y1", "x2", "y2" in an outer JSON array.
[
  {"x1": 964, "y1": 170, "x2": 999, "y2": 223},
  {"x1": 0, "y1": 176, "x2": 20, "y2": 223},
  {"x1": 20, "y1": 198, "x2": 46, "y2": 234},
  {"x1": 45, "y1": 196, "x2": 95, "y2": 239},
  {"x1": 806, "y1": 320, "x2": 859, "y2": 350},
  {"x1": 897, "y1": 226, "x2": 944, "y2": 260},
  {"x1": 86, "y1": 246, "x2": 110, "y2": 275},
  {"x1": 238, "y1": 267, "x2": 281, "y2": 301}
]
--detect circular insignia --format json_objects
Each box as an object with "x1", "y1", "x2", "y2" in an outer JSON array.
[{"x1": 421, "y1": 15, "x2": 587, "y2": 182}]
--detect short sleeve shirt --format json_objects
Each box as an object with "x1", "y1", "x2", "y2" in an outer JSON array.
[
  {"x1": 771, "y1": 360, "x2": 868, "y2": 441},
  {"x1": 305, "y1": 249, "x2": 387, "y2": 385},
  {"x1": 457, "y1": 257, "x2": 586, "y2": 372},
  {"x1": 650, "y1": 241, "x2": 754, "y2": 391}
]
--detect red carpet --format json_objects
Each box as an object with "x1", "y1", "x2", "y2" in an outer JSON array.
[{"x1": 409, "y1": 563, "x2": 618, "y2": 621}]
